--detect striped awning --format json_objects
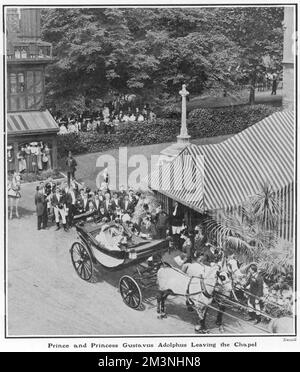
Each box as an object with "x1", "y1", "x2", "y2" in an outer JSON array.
[
  {"x1": 7, "y1": 110, "x2": 59, "y2": 136},
  {"x1": 150, "y1": 110, "x2": 294, "y2": 212},
  {"x1": 150, "y1": 146, "x2": 205, "y2": 211}
]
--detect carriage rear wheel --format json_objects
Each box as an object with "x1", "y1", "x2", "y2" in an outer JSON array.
[
  {"x1": 119, "y1": 275, "x2": 142, "y2": 309},
  {"x1": 70, "y1": 242, "x2": 94, "y2": 281}
]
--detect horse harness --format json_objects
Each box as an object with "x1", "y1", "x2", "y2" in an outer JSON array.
[{"x1": 186, "y1": 275, "x2": 213, "y2": 307}]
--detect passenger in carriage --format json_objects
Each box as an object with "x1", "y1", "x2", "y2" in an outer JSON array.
[
  {"x1": 244, "y1": 264, "x2": 265, "y2": 324},
  {"x1": 180, "y1": 230, "x2": 193, "y2": 262},
  {"x1": 193, "y1": 225, "x2": 207, "y2": 258},
  {"x1": 201, "y1": 243, "x2": 222, "y2": 267}
]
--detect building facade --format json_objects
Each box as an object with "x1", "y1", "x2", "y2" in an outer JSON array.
[
  {"x1": 6, "y1": 8, "x2": 59, "y2": 174},
  {"x1": 282, "y1": 6, "x2": 295, "y2": 111}
]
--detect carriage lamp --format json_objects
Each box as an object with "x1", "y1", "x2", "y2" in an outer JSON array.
[{"x1": 128, "y1": 249, "x2": 137, "y2": 260}]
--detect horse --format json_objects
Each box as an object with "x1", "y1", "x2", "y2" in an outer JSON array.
[
  {"x1": 156, "y1": 261, "x2": 232, "y2": 333},
  {"x1": 8, "y1": 172, "x2": 21, "y2": 219}
]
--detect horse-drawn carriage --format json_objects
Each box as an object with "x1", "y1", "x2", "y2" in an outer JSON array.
[
  {"x1": 70, "y1": 220, "x2": 170, "y2": 309},
  {"x1": 70, "y1": 220, "x2": 294, "y2": 334}
]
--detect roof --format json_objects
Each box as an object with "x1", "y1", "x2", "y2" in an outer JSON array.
[
  {"x1": 7, "y1": 110, "x2": 59, "y2": 136},
  {"x1": 150, "y1": 110, "x2": 294, "y2": 211}
]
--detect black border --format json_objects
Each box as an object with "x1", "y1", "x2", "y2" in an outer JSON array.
[{"x1": 2, "y1": 2, "x2": 298, "y2": 340}]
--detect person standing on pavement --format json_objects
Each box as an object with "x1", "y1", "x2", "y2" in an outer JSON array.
[
  {"x1": 155, "y1": 204, "x2": 169, "y2": 239},
  {"x1": 51, "y1": 186, "x2": 68, "y2": 231},
  {"x1": 34, "y1": 186, "x2": 45, "y2": 230},
  {"x1": 65, "y1": 185, "x2": 76, "y2": 228},
  {"x1": 244, "y1": 264, "x2": 265, "y2": 324},
  {"x1": 66, "y1": 151, "x2": 77, "y2": 187},
  {"x1": 271, "y1": 73, "x2": 277, "y2": 95},
  {"x1": 39, "y1": 181, "x2": 48, "y2": 229},
  {"x1": 170, "y1": 201, "x2": 184, "y2": 250}
]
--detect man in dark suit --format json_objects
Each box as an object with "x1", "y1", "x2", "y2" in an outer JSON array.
[
  {"x1": 118, "y1": 185, "x2": 127, "y2": 202},
  {"x1": 65, "y1": 186, "x2": 76, "y2": 228},
  {"x1": 201, "y1": 244, "x2": 221, "y2": 266},
  {"x1": 170, "y1": 201, "x2": 184, "y2": 249},
  {"x1": 244, "y1": 264, "x2": 265, "y2": 324},
  {"x1": 111, "y1": 192, "x2": 121, "y2": 209},
  {"x1": 93, "y1": 193, "x2": 102, "y2": 214},
  {"x1": 66, "y1": 151, "x2": 77, "y2": 187},
  {"x1": 121, "y1": 194, "x2": 134, "y2": 214},
  {"x1": 155, "y1": 204, "x2": 169, "y2": 239},
  {"x1": 39, "y1": 181, "x2": 48, "y2": 229},
  {"x1": 35, "y1": 186, "x2": 45, "y2": 230},
  {"x1": 103, "y1": 192, "x2": 114, "y2": 217}
]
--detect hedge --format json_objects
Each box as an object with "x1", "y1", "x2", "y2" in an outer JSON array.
[{"x1": 57, "y1": 104, "x2": 279, "y2": 159}]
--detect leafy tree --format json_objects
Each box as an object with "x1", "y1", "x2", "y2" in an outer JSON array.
[
  {"x1": 41, "y1": 7, "x2": 284, "y2": 114},
  {"x1": 213, "y1": 7, "x2": 284, "y2": 103}
]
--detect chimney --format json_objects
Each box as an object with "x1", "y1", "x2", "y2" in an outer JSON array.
[
  {"x1": 6, "y1": 8, "x2": 20, "y2": 37},
  {"x1": 20, "y1": 8, "x2": 41, "y2": 39}
]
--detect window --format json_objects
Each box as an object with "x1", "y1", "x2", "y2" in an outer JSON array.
[
  {"x1": 9, "y1": 73, "x2": 17, "y2": 93},
  {"x1": 18, "y1": 73, "x2": 25, "y2": 92},
  {"x1": 8, "y1": 69, "x2": 44, "y2": 111}
]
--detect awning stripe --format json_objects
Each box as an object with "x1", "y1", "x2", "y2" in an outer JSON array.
[
  {"x1": 7, "y1": 110, "x2": 59, "y2": 134},
  {"x1": 150, "y1": 111, "x2": 294, "y2": 215},
  {"x1": 17, "y1": 114, "x2": 30, "y2": 130},
  {"x1": 10, "y1": 115, "x2": 22, "y2": 131}
]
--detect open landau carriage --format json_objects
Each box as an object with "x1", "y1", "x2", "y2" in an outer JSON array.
[
  {"x1": 70, "y1": 220, "x2": 293, "y2": 333},
  {"x1": 70, "y1": 220, "x2": 169, "y2": 309}
]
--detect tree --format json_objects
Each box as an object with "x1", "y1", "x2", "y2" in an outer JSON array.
[
  {"x1": 41, "y1": 7, "x2": 284, "y2": 114},
  {"x1": 213, "y1": 7, "x2": 284, "y2": 104},
  {"x1": 201, "y1": 183, "x2": 291, "y2": 279}
]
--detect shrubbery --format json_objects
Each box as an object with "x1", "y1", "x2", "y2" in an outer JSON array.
[{"x1": 57, "y1": 104, "x2": 280, "y2": 159}]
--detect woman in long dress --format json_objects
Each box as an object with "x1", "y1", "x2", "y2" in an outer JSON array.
[
  {"x1": 37, "y1": 144, "x2": 43, "y2": 171},
  {"x1": 7, "y1": 145, "x2": 15, "y2": 174},
  {"x1": 44, "y1": 144, "x2": 52, "y2": 170},
  {"x1": 17, "y1": 146, "x2": 27, "y2": 173},
  {"x1": 25, "y1": 144, "x2": 31, "y2": 172}
]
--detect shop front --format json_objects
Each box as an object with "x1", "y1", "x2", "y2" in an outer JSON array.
[{"x1": 7, "y1": 109, "x2": 59, "y2": 174}]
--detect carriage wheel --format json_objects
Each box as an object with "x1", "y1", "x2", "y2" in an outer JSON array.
[
  {"x1": 119, "y1": 275, "x2": 142, "y2": 309},
  {"x1": 70, "y1": 242, "x2": 94, "y2": 282}
]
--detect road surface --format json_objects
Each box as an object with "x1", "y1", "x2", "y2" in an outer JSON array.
[{"x1": 7, "y1": 182, "x2": 268, "y2": 336}]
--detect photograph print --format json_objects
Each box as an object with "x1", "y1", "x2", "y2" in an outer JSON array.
[{"x1": 4, "y1": 3, "x2": 297, "y2": 338}]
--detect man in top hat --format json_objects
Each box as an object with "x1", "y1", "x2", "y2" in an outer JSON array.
[
  {"x1": 244, "y1": 264, "x2": 265, "y2": 324},
  {"x1": 201, "y1": 243, "x2": 221, "y2": 266},
  {"x1": 66, "y1": 151, "x2": 77, "y2": 187},
  {"x1": 35, "y1": 186, "x2": 46, "y2": 230}
]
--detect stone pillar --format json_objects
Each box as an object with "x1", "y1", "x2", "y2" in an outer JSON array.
[
  {"x1": 177, "y1": 84, "x2": 191, "y2": 144},
  {"x1": 52, "y1": 136, "x2": 58, "y2": 171}
]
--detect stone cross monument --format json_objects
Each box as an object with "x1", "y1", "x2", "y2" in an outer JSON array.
[
  {"x1": 158, "y1": 83, "x2": 191, "y2": 163},
  {"x1": 177, "y1": 84, "x2": 191, "y2": 144}
]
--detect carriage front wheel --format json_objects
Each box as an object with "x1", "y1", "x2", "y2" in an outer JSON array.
[
  {"x1": 119, "y1": 275, "x2": 142, "y2": 309},
  {"x1": 70, "y1": 242, "x2": 94, "y2": 282}
]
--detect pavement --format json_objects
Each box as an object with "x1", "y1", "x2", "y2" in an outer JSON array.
[{"x1": 6, "y1": 181, "x2": 269, "y2": 336}]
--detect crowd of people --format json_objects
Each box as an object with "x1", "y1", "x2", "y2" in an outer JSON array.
[
  {"x1": 256, "y1": 72, "x2": 280, "y2": 95},
  {"x1": 7, "y1": 142, "x2": 52, "y2": 175},
  {"x1": 33, "y1": 166, "x2": 293, "y2": 324},
  {"x1": 56, "y1": 104, "x2": 157, "y2": 135}
]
